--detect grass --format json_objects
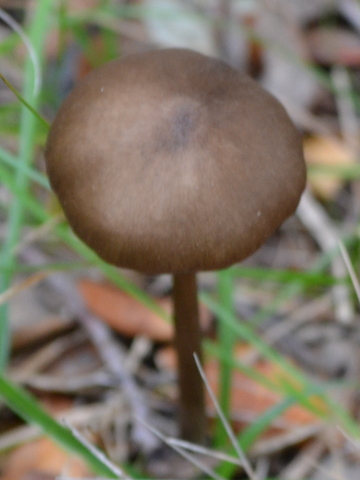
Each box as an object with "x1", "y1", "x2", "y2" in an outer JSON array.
[
  {"x1": 0, "y1": 374, "x2": 120, "y2": 478},
  {"x1": 1, "y1": 2, "x2": 360, "y2": 479},
  {"x1": 0, "y1": 0, "x2": 54, "y2": 369}
]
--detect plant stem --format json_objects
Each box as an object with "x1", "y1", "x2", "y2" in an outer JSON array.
[
  {"x1": 215, "y1": 268, "x2": 235, "y2": 446},
  {"x1": 172, "y1": 272, "x2": 206, "y2": 444},
  {"x1": 0, "y1": 0, "x2": 53, "y2": 370}
]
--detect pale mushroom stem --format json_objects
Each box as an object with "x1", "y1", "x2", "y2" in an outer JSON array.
[{"x1": 172, "y1": 272, "x2": 206, "y2": 444}]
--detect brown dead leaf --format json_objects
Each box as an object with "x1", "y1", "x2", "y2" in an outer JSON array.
[
  {"x1": 0, "y1": 272, "x2": 50, "y2": 307},
  {"x1": 78, "y1": 279, "x2": 211, "y2": 342},
  {"x1": 306, "y1": 27, "x2": 360, "y2": 66},
  {"x1": 155, "y1": 344, "x2": 178, "y2": 371},
  {"x1": 11, "y1": 317, "x2": 76, "y2": 352},
  {"x1": 156, "y1": 344, "x2": 318, "y2": 436},
  {"x1": 1, "y1": 438, "x2": 90, "y2": 480},
  {"x1": 18, "y1": 472, "x2": 56, "y2": 480},
  {"x1": 1, "y1": 396, "x2": 91, "y2": 480},
  {"x1": 304, "y1": 135, "x2": 354, "y2": 199},
  {"x1": 78, "y1": 279, "x2": 172, "y2": 341},
  {"x1": 205, "y1": 355, "x2": 318, "y2": 434}
]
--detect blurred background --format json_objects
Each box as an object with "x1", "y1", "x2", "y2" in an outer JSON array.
[{"x1": 2, "y1": 1, "x2": 360, "y2": 479}]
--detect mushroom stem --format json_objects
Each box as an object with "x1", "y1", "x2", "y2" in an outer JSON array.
[{"x1": 173, "y1": 272, "x2": 206, "y2": 445}]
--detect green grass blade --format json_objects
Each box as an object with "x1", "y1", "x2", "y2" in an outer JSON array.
[
  {"x1": 215, "y1": 268, "x2": 236, "y2": 447},
  {"x1": 0, "y1": 0, "x2": 54, "y2": 370},
  {"x1": 204, "y1": 293, "x2": 360, "y2": 427},
  {"x1": 229, "y1": 265, "x2": 341, "y2": 288},
  {"x1": 0, "y1": 163, "x2": 169, "y2": 321},
  {"x1": 0, "y1": 374, "x2": 119, "y2": 478},
  {"x1": 0, "y1": 145, "x2": 50, "y2": 189},
  {"x1": 0, "y1": 73, "x2": 50, "y2": 129},
  {"x1": 308, "y1": 162, "x2": 360, "y2": 180}
]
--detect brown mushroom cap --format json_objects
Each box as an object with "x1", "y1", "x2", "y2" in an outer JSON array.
[{"x1": 45, "y1": 48, "x2": 306, "y2": 274}]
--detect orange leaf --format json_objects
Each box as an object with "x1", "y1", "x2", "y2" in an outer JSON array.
[
  {"x1": 156, "y1": 344, "x2": 318, "y2": 436},
  {"x1": 304, "y1": 135, "x2": 354, "y2": 199},
  {"x1": 307, "y1": 27, "x2": 360, "y2": 66},
  {"x1": 78, "y1": 279, "x2": 173, "y2": 341},
  {"x1": 78, "y1": 279, "x2": 211, "y2": 342},
  {"x1": 1, "y1": 438, "x2": 89, "y2": 480},
  {"x1": 208, "y1": 360, "x2": 317, "y2": 433}
]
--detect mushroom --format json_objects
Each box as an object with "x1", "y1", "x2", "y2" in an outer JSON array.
[{"x1": 44, "y1": 48, "x2": 306, "y2": 445}]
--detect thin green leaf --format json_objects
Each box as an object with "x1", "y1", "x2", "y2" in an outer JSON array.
[
  {"x1": 0, "y1": 374, "x2": 119, "y2": 478},
  {"x1": 215, "y1": 269, "x2": 236, "y2": 447},
  {"x1": 308, "y1": 162, "x2": 360, "y2": 180},
  {"x1": 0, "y1": 145, "x2": 50, "y2": 189},
  {"x1": 229, "y1": 265, "x2": 341, "y2": 287},
  {"x1": 0, "y1": 73, "x2": 50, "y2": 130},
  {"x1": 0, "y1": 163, "x2": 169, "y2": 321}
]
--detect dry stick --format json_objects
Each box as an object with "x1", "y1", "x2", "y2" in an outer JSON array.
[
  {"x1": 10, "y1": 330, "x2": 86, "y2": 383},
  {"x1": 167, "y1": 438, "x2": 243, "y2": 466},
  {"x1": 279, "y1": 438, "x2": 326, "y2": 480},
  {"x1": 254, "y1": 457, "x2": 270, "y2": 480},
  {"x1": 242, "y1": 294, "x2": 333, "y2": 367},
  {"x1": 338, "y1": 241, "x2": 360, "y2": 304},
  {"x1": 62, "y1": 419, "x2": 126, "y2": 479},
  {"x1": 193, "y1": 354, "x2": 258, "y2": 480},
  {"x1": 339, "y1": 0, "x2": 360, "y2": 33},
  {"x1": 20, "y1": 246, "x2": 159, "y2": 453},
  {"x1": 0, "y1": 8, "x2": 41, "y2": 95},
  {"x1": 0, "y1": 270, "x2": 50, "y2": 305},
  {"x1": 173, "y1": 273, "x2": 206, "y2": 445},
  {"x1": 135, "y1": 415, "x2": 226, "y2": 480},
  {"x1": 24, "y1": 371, "x2": 115, "y2": 393},
  {"x1": 331, "y1": 66, "x2": 360, "y2": 214},
  {"x1": 0, "y1": 403, "x2": 112, "y2": 452},
  {"x1": 251, "y1": 423, "x2": 324, "y2": 458},
  {"x1": 331, "y1": 67, "x2": 359, "y2": 151},
  {"x1": 296, "y1": 189, "x2": 354, "y2": 324},
  {"x1": 285, "y1": 100, "x2": 336, "y2": 137}
]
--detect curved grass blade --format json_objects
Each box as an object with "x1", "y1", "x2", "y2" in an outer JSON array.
[
  {"x1": 0, "y1": 374, "x2": 119, "y2": 478},
  {"x1": 0, "y1": 73, "x2": 50, "y2": 130}
]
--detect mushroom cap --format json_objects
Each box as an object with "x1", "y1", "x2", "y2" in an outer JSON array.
[{"x1": 45, "y1": 48, "x2": 306, "y2": 275}]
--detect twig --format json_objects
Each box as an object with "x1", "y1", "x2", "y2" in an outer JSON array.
[
  {"x1": 20, "y1": 246, "x2": 159, "y2": 453},
  {"x1": 0, "y1": 403, "x2": 111, "y2": 452},
  {"x1": 338, "y1": 241, "x2": 360, "y2": 305},
  {"x1": 279, "y1": 438, "x2": 326, "y2": 480},
  {"x1": 0, "y1": 270, "x2": 50, "y2": 306},
  {"x1": 339, "y1": 0, "x2": 360, "y2": 34},
  {"x1": 10, "y1": 330, "x2": 86, "y2": 382},
  {"x1": 23, "y1": 370, "x2": 116, "y2": 392},
  {"x1": 12, "y1": 214, "x2": 63, "y2": 255},
  {"x1": 194, "y1": 354, "x2": 258, "y2": 480},
  {"x1": 62, "y1": 419, "x2": 126, "y2": 479},
  {"x1": 167, "y1": 438, "x2": 242, "y2": 466},
  {"x1": 251, "y1": 423, "x2": 324, "y2": 457},
  {"x1": 296, "y1": 189, "x2": 354, "y2": 323},
  {"x1": 254, "y1": 457, "x2": 269, "y2": 480},
  {"x1": 331, "y1": 66, "x2": 359, "y2": 153},
  {"x1": 135, "y1": 415, "x2": 226, "y2": 480},
  {"x1": 0, "y1": 8, "x2": 41, "y2": 95}
]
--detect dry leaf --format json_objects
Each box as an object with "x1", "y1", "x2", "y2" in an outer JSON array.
[
  {"x1": 19, "y1": 472, "x2": 56, "y2": 480},
  {"x1": 306, "y1": 27, "x2": 360, "y2": 66},
  {"x1": 78, "y1": 279, "x2": 211, "y2": 342},
  {"x1": 156, "y1": 344, "x2": 317, "y2": 436},
  {"x1": 1, "y1": 438, "x2": 89, "y2": 480},
  {"x1": 78, "y1": 279, "x2": 172, "y2": 341},
  {"x1": 1, "y1": 396, "x2": 91, "y2": 480},
  {"x1": 11, "y1": 317, "x2": 76, "y2": 351},
  {"x1": 79, "y1": 280, "x2": 211, "y2": 342},
  {"x1": 205, "y1": 354, "x2": 318, "y2": 435},
  {"x1": 304, "y1": 135, "x2": 354, "y2": 199},
  {"x1": 0, "y1": 272, "x2": 50, "y2": 307}
]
